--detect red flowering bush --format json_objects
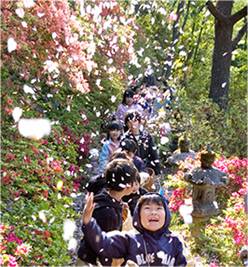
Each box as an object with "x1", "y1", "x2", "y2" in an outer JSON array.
[
  {"x1": 213, "y1": 157, "x2": 247, "y2": 193},
  {"x1": 202, "y1": 181, "x2": 248, "y2": 265},
  {"x1": 213, "y1": 157, "x2": 248, "y2": 209},
  {"x1": 0, "y1": 224, "x2": 31, "y2": 267}
]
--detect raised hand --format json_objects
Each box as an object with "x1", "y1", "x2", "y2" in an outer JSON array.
[{"x1": 82, "y1": 192, "x2": 95, "y2": 225}]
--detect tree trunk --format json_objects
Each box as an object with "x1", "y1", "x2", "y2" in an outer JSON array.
[
  {"x1": 207, "y1": 0, "x2": 247, "y2": 109},
  {"x1": 209, "y1": 1, "x2": 233, "y2": 110}
]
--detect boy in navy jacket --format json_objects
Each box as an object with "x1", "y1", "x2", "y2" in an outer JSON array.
[
  {"x1": 82, "y1": 192, "x2": 187, "y2": 266},
  {"x1": 78, "y1": 158, "x2": 140, "y2": 265}
]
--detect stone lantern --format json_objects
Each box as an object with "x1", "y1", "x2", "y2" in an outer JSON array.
[
  {"x1": 166, "y1": 135, "x2": 195, "y2": 173},
  {"x1": 185, "y1": 146, "x2": 229, "y2": 220}
]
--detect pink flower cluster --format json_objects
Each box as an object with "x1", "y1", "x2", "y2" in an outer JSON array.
[
  {"x1": 0, "y1": 224, "x2": 31, "y2": 267},
  {"x1": 2, "y1": 0, "x2": 135, "y2": 93},
  {"x1": 169, "y1": 188, "x2": 187, "y2": 212},
  {"x1": 225, "y1": 217, "x2": 247, "y2": 246},
  {"x1": 213, "y1": 157, "x2": 247, "y2": 193}
]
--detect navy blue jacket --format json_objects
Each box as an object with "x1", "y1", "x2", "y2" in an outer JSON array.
[
  {"x1": 83, "y1": 193, "x2": 187, "y2": 266},
  {"x1": 123, "y1": 130, "x2": 161, "y2": 175},
  {"x1": 78, "y1": 190, "x2": 123, "y2": 265}
]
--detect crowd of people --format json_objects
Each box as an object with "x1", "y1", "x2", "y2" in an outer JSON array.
[{"x1": 77, "y1": 81, "x2": 186, "y2": 266}]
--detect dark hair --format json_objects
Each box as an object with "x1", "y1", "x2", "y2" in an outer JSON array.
[
  {"x1": 138, "y1": 193, "x2": 164, "y2": 208},
  {"x1": 124, "y1": 110, "x2": 142, "y2": 132},
  {"x1": 106, "y1": 120, "x2": 122, "y2": 139},
  {"x1": 120, "y1": 138, "x2": 137, "y2": 153},
  {"x1": 104, "y1": 158, "x2": 140, "y2": 191},
  {"x1": 109, "y1": 150, "x2": 129, "y2": 161},
  {"x1": 122, "y1": 89, "x2": 135, "y2": 104}
]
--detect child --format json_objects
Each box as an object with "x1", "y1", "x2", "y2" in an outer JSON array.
[
  {"x1": 82, "y1": 192, "x2": 187, "y2": 266},
  {"x1": 98, "y1": 120, "x2": 122, "y2": 174},
  {"x1": 120, "y1": 138, "x2": 145, "y2": 172},
  {"x1": 78, "y1": 158, "x2": 140, "y2": 266},
  {"x1": 115, "y1": 89, "x2": 143, "y2": 124},
  {"x1": 123, "y1": 110, "x2": 161, "y2": 177}
]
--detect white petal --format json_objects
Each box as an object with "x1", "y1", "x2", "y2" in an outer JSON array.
[
  {"x1": 63, "y1": 219, "x2": 76, "y2": 241},
  {"x1": 15, "y1": 8, "x2": 25, "y2": 18},
  {"x1": 23, "y1": 0, "x2": 35, "y2": 8},
  {"x1": 160, "y1": 136, "x2": 169, "y2": 145},
  {"x1": 7, "y1": 37, "x2": 17, "y2": 53},
  {"x1": 23, "y1": 84, "x2": 35, "y2": 94},
  {"x1": 38, "y1": 210, "x2": 47, "y2": 223},
  {"x1": 18, "y1": 118, "x2": 51, "y2": 140},
  {"x1": 12, "y1": 107, "x2": 23, "y2": 122},
  {"x1": 68, "y1": 238, "x2": 77, "y2": 250},
  {"x1": 111, "y1": 96, "x2": 116, "y2": 103}
]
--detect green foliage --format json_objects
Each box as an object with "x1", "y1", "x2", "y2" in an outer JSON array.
[{"x1": 170, "y1": 90, "x2": 247, "y2": 157}]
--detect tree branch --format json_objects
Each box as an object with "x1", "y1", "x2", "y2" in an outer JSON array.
[
  {"x1": 182, "y1": 0, "x2": 191, "y2": 31},
  {"x1": 232, "y1": 21, "x2": 247, "y2": 51},
  {"x1": 206, "y1": 1, "x2": 226, "y2": 21},
  {"x1": 230, "y1": 6, "x2": 247, "y2": 25}
]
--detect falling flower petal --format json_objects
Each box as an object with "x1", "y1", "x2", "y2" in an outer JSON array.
[
  {"x1": 63, "y1": 219, "x2": 76, "y2": 241},
  {"x1": 68, "y1": 238, "x2": 77, "y2": 250},
  {"x1": 21, "y1": 21, "x2": 28, "y2": 28},
  {"x1": 111, "y1": 95, "x2": 116, "y2": 103},
  {"x1": 12, "y1": 107, "x2": 23, "y2": 123},
  {"x1": 221, "y1": 82, "x2": 227, "y2": 88},
  {"x1": 23, "y1": 0, "x2": 35, "y2": 8},
  {"x1": 7, "y1": 37, "x2": 17, "y2": 53},
  {"x1": 23, "y1": 84, "x2": 35, "y2": 94},
  {"x1": 38, "y1": 210, "x2": 47, "y2": 223},
  {"x1": 160, "y1": 136, "x2": 169, "y2": 145},
  {"x1": 15, "y1": 8, "x2": 25, "y2": 18},
  {"x1": 18, "y1": 118, "x2": 51, "y2": 140}
]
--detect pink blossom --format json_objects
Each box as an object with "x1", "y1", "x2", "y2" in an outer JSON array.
[
  {"x1": 6, "y1": 233, "x2": 23, "y2": 245},
  {"x1": 15, "y1": 243, "x2": 31, "y2": 256},
  {"x1": 209, "y1": 262, "x2": 219, "y2": 267},
  {"x1": 233, "y1": 230, "x2": 245, "y2": 245},
  {"x1": 168, "y1": 12, "x2": 178, "y2": 22},
  {"x1": 7, "y1": 255, "x2": 18, "y2": 267},
  {"x1": 0, "y1": 224, "x2": 8, "y2": 233}
]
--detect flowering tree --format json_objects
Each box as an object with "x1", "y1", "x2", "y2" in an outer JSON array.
[
  {"x1": 2, "y1": 0, "x2": 135, "y2": 94},
  {"x1": 1, "y1": 1, "x2": 136, "y2": 266}
]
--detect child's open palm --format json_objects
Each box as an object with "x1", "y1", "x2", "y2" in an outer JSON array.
[{"x1": 82, "y1": 192, "x2": 95, "y2": 224}]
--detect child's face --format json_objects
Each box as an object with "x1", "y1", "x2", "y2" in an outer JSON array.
[
  {"x1": 140, "y1": 202, "x2": 165, "y2": 232},
  {"x1": 131, "y1": 181, "x2": 140, "y2": 193},
  {"x1": 123, "y1": 183, "x2": 136, "y2": 196},
  {"x1": 109, "y1": 129, "x2": 121, "y2": 141},
  {"x1": 125, "y1": 96, "x2": 134, "y2": 106},
  {"x1": 127, "y1": 119, "x2": 140, "y2": 133}
]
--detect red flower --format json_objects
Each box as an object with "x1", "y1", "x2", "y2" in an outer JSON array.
[
  {"x1": 50, "y1": 160, "x2": 63, "y2": 173},
  {"x1": 42, "y1": 190, "x2": 49, "y2": 199},
  {"x1": 6, "y1": 98, "x2": 13, "y2": 105},
  {"x1": 5, "y1": 153, "x2": 16, "y2": 162}
]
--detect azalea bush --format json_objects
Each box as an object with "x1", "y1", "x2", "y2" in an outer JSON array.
[
  {"x1": 1, "y1": 0, "x2": 136, "y2": 266},
  {"x1": 197, "y1": 183, "x2": 248, "y2": 266},
  {"x1": 163, "y1": 156, "x2": 248, "y2": 265}
]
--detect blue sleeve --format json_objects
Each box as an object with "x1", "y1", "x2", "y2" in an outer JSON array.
[
  {"x1": 98, "y1": 143, "x2": 110, "y2": 174},
  {"x1": 83, "y1": 219, "x2": 129, "y2": 259}
]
